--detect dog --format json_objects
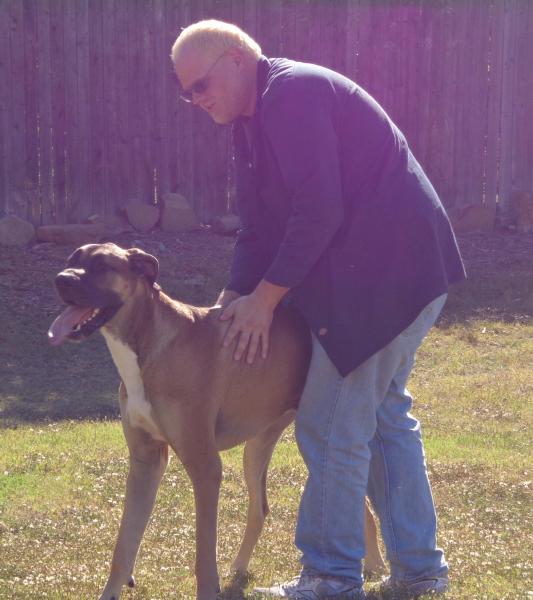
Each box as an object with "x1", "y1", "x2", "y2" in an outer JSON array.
[{"x1": 48, "y1": 242, "x2": 385, "y2": 600}]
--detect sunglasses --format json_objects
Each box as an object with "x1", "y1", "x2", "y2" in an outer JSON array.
[{"x1": 179, "y1": 52, "x2": 226, "y2": 103}]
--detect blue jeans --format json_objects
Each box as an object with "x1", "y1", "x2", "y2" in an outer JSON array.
[{"x1": 294, "y1": 294, "x2": 449, "y2": 586}]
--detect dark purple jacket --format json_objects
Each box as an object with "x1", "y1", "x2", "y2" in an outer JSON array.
[{"x1": 227, "y1": 56, "x2": 466, "y2": 376}]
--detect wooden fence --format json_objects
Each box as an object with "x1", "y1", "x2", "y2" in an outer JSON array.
[{"x1": 1, "y1": 0, "x2": 532, "y2": 226}]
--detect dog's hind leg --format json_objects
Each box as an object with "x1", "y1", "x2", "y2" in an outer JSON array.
[
  {"x1": 231, "y1": 409, "x2": 296, "y2": 574},
  {"x1": 363, "y1": 497, "x2": 386, "y2": 579}
]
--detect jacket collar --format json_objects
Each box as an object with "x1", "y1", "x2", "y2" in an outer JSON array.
[
  {"x1": 235, "y1": 55, "x2": 271, "y2": 128},
  {"x1": 256, "y1": 55, "x2": 271, "y2": 106}
]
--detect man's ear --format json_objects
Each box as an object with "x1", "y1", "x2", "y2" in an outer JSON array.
[
  {"x1": 226, "y1": 46, "x2": 244, "y2": 66},
  {"x1": 127, "y1": 248, "x2": 159, "y2": 286}
]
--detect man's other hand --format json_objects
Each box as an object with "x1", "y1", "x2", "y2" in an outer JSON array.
[
  {"x1": 219, "y1": 280, "x2": 289, "y2": 365},
  {"x1": 219, "y1": 294, "x2": 274, "y2": 364}
]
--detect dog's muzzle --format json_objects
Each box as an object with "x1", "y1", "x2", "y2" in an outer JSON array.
[{"x1": 48, "y1": 270, "x2": 122, "y2": 346}]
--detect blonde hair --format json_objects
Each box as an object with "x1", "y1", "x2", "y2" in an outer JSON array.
[{"x1": 170, "y1": 20, "x2": 262, "y2": 64}]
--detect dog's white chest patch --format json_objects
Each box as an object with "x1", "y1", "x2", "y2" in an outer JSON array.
[{"x1": 102, "y1": 331, "x2": 164, "y2": 442}]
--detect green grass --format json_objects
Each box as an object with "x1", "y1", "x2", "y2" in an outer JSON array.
[
  {"x1": 1, "y1": 320, "x2": 531, "y2": 599},
  {"x1": 0, "y1": 232, "x2": 532, "y2": 599}
]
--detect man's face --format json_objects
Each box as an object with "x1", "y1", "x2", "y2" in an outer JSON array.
[{"x1": 175, "y1": 47, "x2": 253, "y2": 125}]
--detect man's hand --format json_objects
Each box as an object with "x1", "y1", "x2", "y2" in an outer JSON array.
[
  {"x1": 219, "y1": 295, "x2": 273, "y2": 364},
  {"x1": 219, "y1": 280, "x2": 288, "y2": 364}
]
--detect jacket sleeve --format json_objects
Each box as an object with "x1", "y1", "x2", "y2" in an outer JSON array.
[
  {"x1": 226, "y1": 122, "x2": 271, "y2": 295},
  {"x1": 261, "y1": 78, "x2": 344, "y2": 289}
]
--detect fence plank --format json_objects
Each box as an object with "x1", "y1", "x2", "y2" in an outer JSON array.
[
  {"x1": 177, "y1": 0, "x2": 195, "y2": 205},
  {"x1": 140, "y1": 0, "x2": 157, "y2": 205},
  {"x1": 192, "y1": 0, "x2": 221, "y2": 220},
  {"x1": 6, "y1": 1, "x2": 26, "y2": 219},
  {"x1": 426, "y1": 0, "x2": 458, "y2": 208},
  {"x1": 470, "y1": 1, "x2": 490, "y2": 206},
  {"x1": 408, "y1": 2, "x2": 430, "y2": 162},
  {"x1": 242, "y1": 0, "x2": 258, "y2": 44},
  {"x1": 106, "y1": 0, "x2": 129, "y2": 211},
  {"x1": 344, "y1": 1, "x2": 361, "y2": 81},
  {"x1": 522, "y1": 2, "x2": 533, "y2": 195},
  {"x1": 49, "y1": 0, "x2": 67, "y2": 223},
  {"x1": 88, "y1": 0, "x2": 106, "y2": 216},
  {"x1": 163, "y1": 0, "x2": 182, "y2": 199},
  {"x1": 510, "y1": 0, "x2": 533, "y2": 195},
  {"x1": 325, "y1": 1, "x2": 348, "y2": 75},
  {"x1": 100, "y1": 0, "x2": 118, "y2": 214},
  {"x1": 485, "y1": 0, "x2": 504, "y2": 207},
  {"x1": 126, "y1": 0, "x2": 141, "y2": 204},
  {"x1": 62, "y1": 0, "x2": 77, "y2": 222},
  {"x1": 22, "y1": 0, "x2": 40, "y2": 224},
  {"x1": 1, "y1": 0, "x2": 532, "y2": 223},
  {"x1": 0, "y1": 3, "x2": 9, "y2": 214},
  {"x1": 69, "y1": 0, "x2": 91, "y2": 222},
  {"x1": 36, "y1": 0, "x2": 54, "y2": 224},
  {"x1": 151, "y1": 0, "x2": 167, "y2": 204}
]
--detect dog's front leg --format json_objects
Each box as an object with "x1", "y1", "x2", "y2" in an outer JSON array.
[
  {"x1": 99, "y1": 439, "x2": 168, "y2": 600},
  {"x1": 177, "y1": 440, "x2": 222, "y2": 600}
]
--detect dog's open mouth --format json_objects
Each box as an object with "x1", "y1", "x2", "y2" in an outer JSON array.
[{"x1": 48, "y1": 304, "x2": 119, "y2": 346}]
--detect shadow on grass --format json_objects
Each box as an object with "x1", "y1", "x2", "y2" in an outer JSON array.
[
  {"x1": 437, "y1": 272, "x2": 533, "y2": 328},
  {"x1": 0, "y1": 319, "x2": 120, "y2": 426}
]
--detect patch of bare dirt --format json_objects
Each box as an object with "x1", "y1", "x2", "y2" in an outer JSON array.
[{"x1": 0, "y1": 229, "x2": 530, "y2": 317}]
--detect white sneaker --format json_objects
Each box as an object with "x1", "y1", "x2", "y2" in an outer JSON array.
[
  {"x1": 254, "y1": 572, "x2": 365, "y2": 599},
  {"x1": 380, "y1": 575, "x2": 449, "y2": 597}
]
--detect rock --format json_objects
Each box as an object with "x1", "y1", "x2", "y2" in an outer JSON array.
[
  {"x1": 509, "y1": 191, "x2": 533, "y2": 233},
  {"x1": 161, "y1": 192, "x2": 190, "y2": 209},
  {"x1": 211, "y1": 214, "x2": 241, "y2": 235},
  {"x1": 86, "y1": 213, "x2": 133, "y2": 235},
  {"x1": 451, "y1": 204, "x2": 496, "y2": 234},
  {"x1": 36, "y1": 224, "x2": 107, "y2": 245},
  {"x1": 160, "y1": 193, "x2": 200, "y2": 232},
  {"x1": 30, "y1": 242, "x2": 56, "y2": 253},
  {"x1": 124, "y1": 201, "x2": 160, "y2": 233},
  {"x1": 0, "y1": 215, "x2": 35, "y2": 246}
]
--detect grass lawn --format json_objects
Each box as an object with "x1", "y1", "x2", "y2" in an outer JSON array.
[{"x1": 0, "y1": 232, "x2": 531, "y2": 599}]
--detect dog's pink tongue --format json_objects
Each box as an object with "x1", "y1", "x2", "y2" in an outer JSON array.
[{"x1": 48, "y1": 305, "x2": 94, "y2": 346}]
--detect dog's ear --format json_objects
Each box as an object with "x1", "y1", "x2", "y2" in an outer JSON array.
[{"x1": 127, "y1": 248, "x2": 159, "y2": 286}]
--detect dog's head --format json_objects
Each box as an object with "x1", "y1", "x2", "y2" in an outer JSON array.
[{"x1": 48, "y1": 242, "x2": 159, "y2": 346}]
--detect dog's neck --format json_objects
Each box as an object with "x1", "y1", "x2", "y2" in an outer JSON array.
[{"x1": 102, "y1": 284, "x2": 195, "y2": 367}]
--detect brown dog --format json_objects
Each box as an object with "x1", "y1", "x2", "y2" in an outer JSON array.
[{"x1": 48, "y1": 242, "x2": 385, "y2": 600}]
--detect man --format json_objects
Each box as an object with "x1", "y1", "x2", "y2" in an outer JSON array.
[{"x1": 171, "y1": 20, "x2": 465, "y2": 599}]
